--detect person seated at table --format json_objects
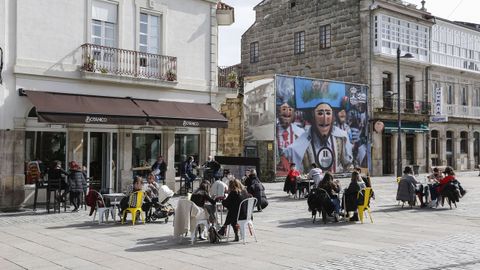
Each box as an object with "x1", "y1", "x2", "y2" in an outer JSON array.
[
  {"x1": 143, "y1": 173, "x2": 160, "y2": 221},
  {"x1": 246, "y1": 172, "x2": 268, "y2": 212},
  {"x1": 218, "y1": 179, "x2": 249, "y2": 242},
  {"x1": 244, "y1": 169, "x2": 260, "y2": 192},
  {"x1": 240, "y1": 169, "x2": 250, "y2": 185},
  {"x1": 119, "y1": 176, "x2": 145, "y2": 218},
  {"x1": 318, "y1": 172, "x2": 341, "y2": 220},
  {"x1": 47, "y1": 160, "x2": 68, "y2": 202},
  {"x1": 283, "y1": 163, "x2": 300, "y2": 197},
  {"x1": 191, "y1": 181, "x2": 217, "y2": 240},
  {"x1": 397, "y1": 166, "x2": 425, "y2": 207},
  {"x1": 221, "y1": 169, "x2": 234, "y2": 187},
  {"x1": 181, "y1": 156, "x2": 197, "y2": 190},
  {"x1": 211, "y1": 177, "x2": 228, "y2": 201},
  {"x1": 308, "y1": 163, "x2": 323, "y2": 188},
  {"x1": 343, "y1": 171, "x2": 364, "y2": 221},
  {"x1": 435, "y1": 167, "x2": 466, "y2": 202}
]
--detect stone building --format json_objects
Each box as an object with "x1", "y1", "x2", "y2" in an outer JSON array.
[
  {"x1": 0, "y1": 0, "x2": 233, "y2": 210},
  {"x1": 240, "y1": 0, "x2": 435, "y2": 176}
]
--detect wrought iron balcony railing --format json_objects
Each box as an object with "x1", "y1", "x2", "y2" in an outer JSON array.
[
  {"x1": 381, "y1": 97, "x2": 431, "y2": 114},
  {"x1": 81, "y1": 43, "x2": 177, "y2": 82}
]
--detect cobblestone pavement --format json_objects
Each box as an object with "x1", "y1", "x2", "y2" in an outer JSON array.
[{"x1": 0, "y1": 172, "x2": 479, "y2": 270}]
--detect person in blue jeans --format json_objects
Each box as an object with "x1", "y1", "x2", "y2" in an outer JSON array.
[{"x1": 181, "y1": 156, "x2": 197, "y2": 190}]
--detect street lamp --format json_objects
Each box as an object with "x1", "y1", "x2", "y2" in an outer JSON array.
[{"x1": 395, "y1": 47, "x2": 414, "y2": 178}]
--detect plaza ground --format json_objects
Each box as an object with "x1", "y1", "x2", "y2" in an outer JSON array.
[{"x1": 1, "y1": 172, "x2": 479, "y2": 270}]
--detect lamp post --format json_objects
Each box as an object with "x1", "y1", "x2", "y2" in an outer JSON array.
[{"x1": 396, "y1": 47, "x2": 414, "y2": 178}]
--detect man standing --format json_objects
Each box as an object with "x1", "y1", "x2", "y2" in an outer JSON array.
[
  {"x1": 151, "y1": 155, "x2": 167, "y2": 185},
  {"x1": 283, "y1": 102, "x2": 353, "y2": 173}
]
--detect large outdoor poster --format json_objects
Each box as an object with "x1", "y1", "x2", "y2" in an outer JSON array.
[{"x1": 275, "y1": 75, "x2": 369, "y2": 176}]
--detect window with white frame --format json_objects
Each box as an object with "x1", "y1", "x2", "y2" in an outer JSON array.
[
  {"x1": 91, "y1": 1, "x2": 118, "y2": 67},
  {"x1": 373, "y1": 14, "x2": 429, "y2": 61},
  {"x1": 91, "y1": 1, "x2": 117, "y2": 47},
  {"x1": 446, "y1": 84, "x2": 454, "y2": 104},
  {"x1": 432, "y1": 22, "x2": 480, "y2": 73},
  {"x1": 139, "y1": 13, "x2": 161, "y2": 54}
]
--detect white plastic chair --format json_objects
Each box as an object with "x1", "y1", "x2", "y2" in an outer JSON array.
[
  {"x1": 227, "y1": 197, "x2": 258, "y2": 244},
  {"x1": 190, "y1": 203, "x2": 210, "y2": 245},
  {"x1": 91, "y1": 190, "x2": 115, "y2": 224}
]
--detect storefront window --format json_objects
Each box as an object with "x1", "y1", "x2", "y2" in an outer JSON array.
[
  {"x1": 25, "y1": 131, "x2": 66, "y2": 184},
  {"x1": 132, "y1": 133, "x2": 162, "y2": 168},
  {"x1": 174, "y1": 134, "x2": 199, "y2": 176}
]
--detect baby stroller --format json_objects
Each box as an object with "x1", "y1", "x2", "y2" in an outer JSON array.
[
  {"x1": 307, "y1": 188, "x2": 335, "y2": 224},
  {"x1": 148, "y1": 185, "x2": 175, "y2": 223}
]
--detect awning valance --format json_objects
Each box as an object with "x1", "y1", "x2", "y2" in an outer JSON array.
[
  {"x1": 384, "y1": 121, "x2": 429, "y2": 134},
  {"x1": 24, "y1": 90, "x2": 228, "y2": 128}
]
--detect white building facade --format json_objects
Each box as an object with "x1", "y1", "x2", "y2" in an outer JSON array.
[
  {"x1": 429, "y1": 19, "x2": 480, "y2": 170},
  {"x1": 0, "y1": 0, "x2": 233, "y2": 209}
]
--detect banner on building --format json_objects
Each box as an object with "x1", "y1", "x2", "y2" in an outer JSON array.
[
  {"x1": 275, "y1": 75, "x2": 369, "y2": 176},
  {"x1": 431, "y1": 86, "x2": 448, "y2": 122}
]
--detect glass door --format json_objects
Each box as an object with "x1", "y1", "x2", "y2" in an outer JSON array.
[{"x1": 83, "y1": 132, "x2": 117, "y2": 193}]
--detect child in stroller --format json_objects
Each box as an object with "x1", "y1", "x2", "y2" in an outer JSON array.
[{"x1": 144, "y1": 174, "x2": 175, "y2": 223}]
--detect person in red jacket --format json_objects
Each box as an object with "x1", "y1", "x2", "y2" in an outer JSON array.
[
  {"x1": 437, "y1": 166, "x2": 466, "y2": 198},
  {"x1": 283, "y1": 163, "x2": 300, "y2": 196}
]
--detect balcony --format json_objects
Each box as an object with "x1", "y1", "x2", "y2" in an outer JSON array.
[
  {"x1": 218, "y1": 66, "x2": 240, "y2": 89},
  {"x1": 445, "y1": 104, "x2": 480, "y2": 118},
  {"x1": 379, "y1": 97, "x2": 431, "y2": 114},
  {"x1": 81, "y1": 43, "x2": 177, "y2": 82}
]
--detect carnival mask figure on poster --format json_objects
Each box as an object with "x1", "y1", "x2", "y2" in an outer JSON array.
[
  {"x1": 283, "y1": 102, "x2": 353, "y2": 173},
  {"x1": 276, "y1": 76, "x2": 304, "y2": 175}
]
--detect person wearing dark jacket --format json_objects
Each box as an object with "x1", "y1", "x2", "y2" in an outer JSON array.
[
  {"x1": 218, "y1": 179, "x2": 248, "y2": 242},
  {"x1": 318, "y1": 172, "x2": 341, "y2": 220},
  {"x1": 190, "y1": 180, "x2": 216, "y2": 240},
  {"x1": 247, "y1": 173, "x2": 268, "y2": 211},
  {"x1": 68, "y1": 161, "x2": 87, "y2": 212},
  {"x1": 47, "y1": 160, "x2": 68, "y2": 202},
  {"x1": 151, "y1": 155, "x2": 167, "y2": 185},
  {"x1": 343, "y1": 171, "x2": 363, "y2": 221}
]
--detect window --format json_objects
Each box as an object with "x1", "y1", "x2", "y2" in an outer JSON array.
[
  {"x1": 319, "y1": 25, "x2": 331, "y2": 49},
  {"x1": 91, "y1": 1, "x2": 117, "y2": 47},
  {"x1": 461, "y1": 86, "x2": 468, "y2": 106},
  {"x1": 431, "y1": 130, "x2": 439, "y2": 166},
  {"x1": 446, "y1": 131, "x2": 454, "y2": 166},
  {"x1": 405, "y1": 76, "x2": 414, "y2": 111},
  {"x1": 446, "y1": 85, "x2": 454, "y2": 104},
  {"x1": 474, "y1": 88, "x2": 480, "y2": 107},
  {"x1": 382, "y1": 72, "x2": 392, "y2": 93},
  {"x1": 139, "y1": 13, "x2": 161, "y2": 54},
  {"x1": 250, "y1": 42, "x2": 259, "y2": 63},
  {"x1": 460, "y1": 131, "x2": 468, "y2": 154},
  {"x1": 132, "y1": 134, "x2": 162, "y2": 168},
  {"x1": 25, "y1": 131, "x2": 66, "y2": 185},
  {"x1": 174, "y1": 134, "x2": 199, "y2": 176},
  {"x1": 294, "y1": 31, "x2": 305, "y2": 54}
]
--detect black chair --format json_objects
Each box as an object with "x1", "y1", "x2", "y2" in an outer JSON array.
[{"x1": 46, "y1": 178, "x2": 62, "y2": 214}]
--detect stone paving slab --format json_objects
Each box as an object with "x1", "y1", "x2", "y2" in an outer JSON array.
[{"x1": 0, "y1": 172, "x2": 479, "y2": 270}]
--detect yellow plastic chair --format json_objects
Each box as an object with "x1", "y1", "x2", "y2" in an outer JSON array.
[
  {"x1": 357, "y1": 187, "x2": 373, "y2": 224},
  {"x1": 121, "y1": 191, "x2": 145, "y2": 225}
]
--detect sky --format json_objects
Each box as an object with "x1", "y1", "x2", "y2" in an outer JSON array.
[{"x1": 218, "y1": 0, "x2": 480, "y2": 67}]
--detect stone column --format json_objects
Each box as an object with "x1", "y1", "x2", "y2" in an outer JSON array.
[
  {"x1": 0, "y1": 129, "x2": 25, "y2": 210},
  {"x1": 415, "y1": 133, "x2": 424, "y2": 172},
  {"x1": 392, "y1": 133, "x2": 398, "y2": 175},
  {"x1": 163, "y1": 129, "x2": 176, "y2": 192},
  {"x1": 118, "y1": 128, "x2": 133, "y2": 192},
  {"x1": 468, "y1": 133, "x2": 475, "y2": 169},
  {"x1": 371, "y1": 132, "x2": 383, "y2": 176}
]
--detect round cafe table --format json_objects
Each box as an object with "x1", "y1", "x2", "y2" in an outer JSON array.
[{"x1": 103, "y1": 193, "x2": 127, "y2": 219}]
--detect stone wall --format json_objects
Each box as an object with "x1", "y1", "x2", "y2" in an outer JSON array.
[
  {"x1": 218, "y1": 97, "x2": 244, "y2": 156},
  {"x1": 241, "y1": 0, "x2": 363, "y2": 84}
]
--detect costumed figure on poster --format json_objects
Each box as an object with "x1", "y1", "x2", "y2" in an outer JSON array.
[
  {"x1": 283, "y1": 102, "x2": 353, "y2": 173},
  {"x1": 276, "y1": 76, "x2": 304, "y2": 175},
  {"x1": 347, "y1": 86, "x2": 368, "y2": 168}
]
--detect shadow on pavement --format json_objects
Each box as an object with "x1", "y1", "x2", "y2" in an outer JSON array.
[
  {"x1": 46, "y1": 221, "x2": 120, "y2": 230},
  {"x1": 125, "y1": 236, "x2": 236, "y2": 252},
  {"x1": 374, "y1": 204, "x2": 452, "y2": 213},
  {"x1": 277, "y1": 217, "x2": 354, "y2": 229}
]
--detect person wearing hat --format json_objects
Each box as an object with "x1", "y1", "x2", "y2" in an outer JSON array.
[
  {"x1": 283, "y1": 102, "x2": 353, "y2": 173},
  {"x1": 68, "y1": 161, "x2": 87, "y2": 212},
  {"x1": 276, "y1": 76, "x2": 304, "y2": 176}
]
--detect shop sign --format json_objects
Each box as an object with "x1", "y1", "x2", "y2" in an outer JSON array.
[
  {"x1": 85, "y1": 116, "x2": 108, "y2": 123},
  {"x1": 183, "y1": 120, "x2": 200, "y2": 127},
  {"x1": 433, "y1": 87, "x2": 443, "y2": 115},
  {"x1": 430, "y1": 115, "x2": 448, "y2": 122}
]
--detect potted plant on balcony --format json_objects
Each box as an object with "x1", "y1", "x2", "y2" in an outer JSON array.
[
  {"x1": 227, "y1": 71, "x2": 238, "y2": 88},
  {"x1": 166, "y1": 69, "x2": 176, "y2": 81},
  {"x1": 84, "y1": 56, "x2": 96, "y2": 72}
]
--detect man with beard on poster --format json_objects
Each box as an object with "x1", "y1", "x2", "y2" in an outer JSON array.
[{"x1": 283, "y1": 102, "x2": 353, "y2": 173}]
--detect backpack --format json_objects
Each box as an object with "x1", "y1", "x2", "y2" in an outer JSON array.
[{"x1": 208, "y1": 226, "x2": 220, "y2": 243}]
